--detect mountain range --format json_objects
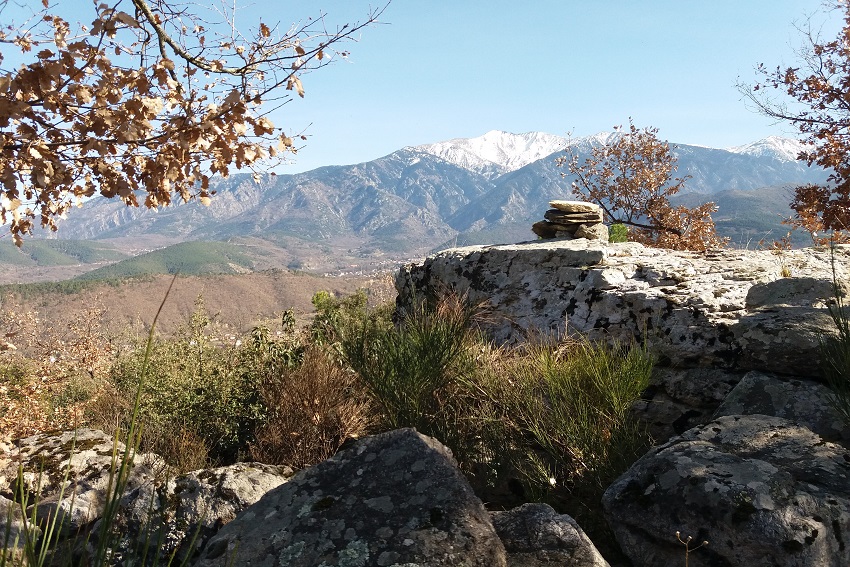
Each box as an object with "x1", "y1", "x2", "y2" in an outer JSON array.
[{"x1": 11, "y1": 130, "x2": 828, "y2": 280}]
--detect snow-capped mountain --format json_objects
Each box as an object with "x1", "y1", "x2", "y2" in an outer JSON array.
[
  {"x1": 413, "y1": 130, "x2": 568, "y2": 178},
  {"x1": 727, "y1": 136, "x2": 810, "y2": 163},
  {"x1": 38, "y1": 129, "x2": 830, "y2": 276}
]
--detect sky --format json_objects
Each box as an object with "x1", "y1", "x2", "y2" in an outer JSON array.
[
  {"x1": 4, "y1": 0, "x2": 843, "y2": 174},
  {"x1": 266, "y1": 1, "x2": 840, "y2": 173}
]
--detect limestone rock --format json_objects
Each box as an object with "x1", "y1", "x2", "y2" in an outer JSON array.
[
  {"x1": 491, "y1": 503, "x2": 609, "y2": 567},
  {"x1": 574, "y1": 223, "x2": 608, "y2": 241},
  {"x1": 98, "y1": 462, "x2": 295, "y2": 565},
  {"x1": 603, "y1": 415, "x2": 850, "y2": 567},
  {"x1": 193, "y1": 428, "x2": 507, "y2": 566},
  {"x1": 746, "y1": 276, "x2": 837, "y2": 308},
  {"x1": 0, "y1": 428, "x2": 161, "y2": 537},
  {"x1": 549, "y1": 200, "x2": 603, "y2": 214},
  {"x1": 396, "y1": 241, "x2": 849, "y2": 377},
  {"x1": 0, "y1": 494, "x2": 40, "y2": 551},
  {"x1": 714, "y1": 371, "x2": 850, "y2": 444},
  {"x1": 631, "y1": 367, "x2": 744, "y2": 443}
]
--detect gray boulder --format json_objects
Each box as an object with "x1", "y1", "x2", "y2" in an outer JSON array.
[
  {"x1": 0, "y1": 494, "x2": 41, "y2": 552},
  {"x1": 193, "y1": 428, "x2": 507, "y2": 566},
  {"x1": 631, "y1": 367, "x2": 744, "y2": 443},
  {"x1": 603, "y1": 414, "x2": 850, "y2": 567},
  {"x1": 491, "y1": 503, "x2": 609, "y2": 567},
  {"x1": 714, "y1": 371, "x2": 850, "y2": 445},
  {"x1": 95, "y1": 462, "x2": 295, "y2": 565},
  {"x1": 0, "y1": 428, "x2": 161, "y2": 537}
]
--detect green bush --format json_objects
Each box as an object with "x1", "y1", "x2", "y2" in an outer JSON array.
[
  {"x1": 341, "y1": 294, "x2": 475, "y2": 432},
  {"x1": 609, "y1": 223, "x2": 628, "y2": 243},
  {"x1": 505, "y1": 337, "x2": 653, "y2": 497},
  {"x1": 103, "y1": 298, "x2": 266, "y2": 468},
  {"x1": 338, "y1": 292, "x2": 653, "y2": 542}
]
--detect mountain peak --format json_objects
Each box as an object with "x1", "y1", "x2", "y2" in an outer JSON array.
[
  {"x1": 413, "y1": 130, "x2": 568, "y2": 177},
  {"x1": 727, "y1": 136, "x2": 809, "y2": 162}
]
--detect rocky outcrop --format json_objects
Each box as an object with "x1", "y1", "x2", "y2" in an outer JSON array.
[
  {"x1": 602, "y1": 414, "x2": 850, "y2": 567},
  {"x1": 0, "y1": 429, "x2": 294, "y2": 565},
  {"x1": 491, "y1": 503, "x2": 609, "y2": 567},
  {"x1": 194, "y1": 428, "x2": 508, "y2": 567},
  {"x1": 396, "y1": 240, "x2": 848, "y2": 441},
  {"x1": 0, "y1": 428, "x2": 161, "y2": 538},
  {"x1": 396, "y1": 241, "x2": 848, "y2": 377}
]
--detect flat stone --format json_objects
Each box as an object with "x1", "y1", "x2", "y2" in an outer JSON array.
[
  {"x1": 531, "y1": 220, "x2": 560, "y2": 239},
  {"x1": 544, "y1": 209, "x2": 604, "y2": 223},
  {"x1": 549, "y1": 200, "x2": 603, "y2": 214}
]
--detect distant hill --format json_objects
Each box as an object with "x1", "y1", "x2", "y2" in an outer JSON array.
[
  {"x1": 12, "y1": 130, "x2": 829, "y2": 281},
  {"x1": 75, "y1": 241, "x2": 256, "y2": 280},
  {"x1": 0, "y1": 239, "x2": 128, "y2": 267}
]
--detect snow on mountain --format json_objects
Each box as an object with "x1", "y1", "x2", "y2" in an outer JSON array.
[
  {"x1": 727, "y1": 136, "x2": 809, "y2": 163},
  {"x1": 413, "y1": 130, "x2": 568, "y2": 177}
]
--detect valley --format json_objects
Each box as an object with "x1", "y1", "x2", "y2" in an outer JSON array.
[{"x1": 0, "y1": 130, "x2": 827, "y2": 288}]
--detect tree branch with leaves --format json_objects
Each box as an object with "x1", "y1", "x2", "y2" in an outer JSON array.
[
  {"x1": 556, "y1": 120, "x2": 726, "y2": 251},
  {"x1": 0, "y1": 0, "x2": 387, "y2": 245},
  {"x1": 739, "y1": 0, "x2": 850, "y2": 243}
]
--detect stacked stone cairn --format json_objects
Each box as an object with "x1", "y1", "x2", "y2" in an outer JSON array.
[{"x1": 531, "y1": 200, "x2": 608, "y2": 241}]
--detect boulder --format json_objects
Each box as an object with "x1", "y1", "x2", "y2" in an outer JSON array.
[
  {"x1": 603, "y1": 415, "x2": 850, "y2": 567},
  {"x1": 491, "y1": 503, "x2": 609, "y2": 567},
  {"x1": 0, "y1": 494, "x2": 40, "y2": 551},
  {"x1": 0, "y1": 428, "x2": 161, "y2": 537},
  {"x1": 631, "y1": 367, "x2": 744, "y2": 443},
  {"x1": 713, "y1": 371, "x2": 850, "y2": 445},
  {"x1": 396, "y1": 241, "x2": 849, "y2": 377},
  {"x1": 94, "y1": 462, "x2": 295, "y2": 565},
  {"x1": 193, "y1": 428, "x2": 507, "y2": 566}
]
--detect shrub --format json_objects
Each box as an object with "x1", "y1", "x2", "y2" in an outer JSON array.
[
  {"x1": 0, "y1": 304, "x2": 114, "y2": 438},
  {"x1": 103, "y1": 297, "x2": 266, "y2": 468},
  {"x1": 341, "y1": 294, "x2": 476, "y2": 432},
  {"x1": 504, "y1": 337, "x2": 653, "y2": 498},
  {"x1": 338, "y1": 291, "x2": 653, "y2": 546},
  {"x1": 609, "y1": 223, "x2": 628, "y2": 243},
  {"x1": 249, "y1": 346, "x2": 373, "y2": 468}
]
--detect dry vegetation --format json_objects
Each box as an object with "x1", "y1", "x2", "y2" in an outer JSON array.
[
  {"x1": 0, "y1": 271, "x2": 394, "y2": 335},
  {"x1": 1, "y1": 285, "x2": 653, "y2": 557},
  {"x1": 0, "y1": 271, "x2": 393, "y2": 440}
]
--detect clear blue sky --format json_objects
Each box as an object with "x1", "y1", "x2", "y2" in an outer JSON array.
[
  {"x1": 270, "y1": 1, "x2": 838, "y2": 172},
  {"x1": 4, "y1": 0, "x2": 840, "y2": 173}
]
